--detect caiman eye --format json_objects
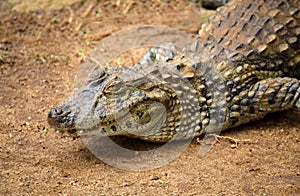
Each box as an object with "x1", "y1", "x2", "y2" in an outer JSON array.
[{"x1": 103, "y1": 80, "x2": 124, "y2": 95}]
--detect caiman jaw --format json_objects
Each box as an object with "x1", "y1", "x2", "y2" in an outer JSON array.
[
  {"x1": 48, "y1": 107, "x2": 78, "y2": 137},
  {"x1": 55, "y1": 129, "x2": 79, "y2": 138},
  {"x1": 48, "y1": 104, "x2": 127, "y2": 138}
]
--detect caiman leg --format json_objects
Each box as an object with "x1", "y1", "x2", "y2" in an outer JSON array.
[{"x1": 223, "y1": 77, "x2": 300, "y2": 129}]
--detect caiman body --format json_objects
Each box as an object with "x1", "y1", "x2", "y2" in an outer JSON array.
[{"x1": 48, "y1": 0, "x2": 300, "y2": 142}]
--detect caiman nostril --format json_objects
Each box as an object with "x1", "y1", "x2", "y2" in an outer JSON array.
[{"x1": 48, "y1": 107, "x2": 63, "y2": 118}]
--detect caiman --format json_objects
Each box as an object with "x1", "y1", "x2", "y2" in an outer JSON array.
[{"x1": 48, "y1": 0, "x2": 300, "y2": 142}]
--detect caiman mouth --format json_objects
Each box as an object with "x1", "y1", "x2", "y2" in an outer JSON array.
[
  {"x1": 75, "y1": 111, "x2": 130, "y2": 137},
  {"x1": 55, "y1": 121, "x2": 112, "y2": 138},
  {"x1": 48, "y1": 105, "x2": 126, "y2": 138},
  {"x1": 56, "y1": 129, "x2": 79, "y2": 138},
  {"x1": 50, "y1": 101, "x2": 167, "y2": 139}
]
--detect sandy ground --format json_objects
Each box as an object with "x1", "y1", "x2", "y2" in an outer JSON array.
[{"x1": 0, "y1": 0, "x2": 299, "y2": 195}]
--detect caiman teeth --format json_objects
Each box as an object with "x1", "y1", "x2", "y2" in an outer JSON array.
[
  {"x1": 77, "y1": 119, "x2": 118, "y2": 137},
  {"x1": 56, "y1": 129, "x2": 79, "y2": 138}
]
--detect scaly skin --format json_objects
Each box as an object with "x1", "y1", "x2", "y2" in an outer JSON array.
[{"x1": 48, "y1": 0, "x2": 300, "y2": 142}]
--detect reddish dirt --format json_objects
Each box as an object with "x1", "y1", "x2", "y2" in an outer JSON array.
[{"x1": 0, "y1": 0, "x2": 299, "y2": 195}]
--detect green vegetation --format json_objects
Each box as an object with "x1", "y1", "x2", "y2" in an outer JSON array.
[
  {"x1": 76, "y1": 49, "x2": 85, "y2": 59},
  {"x1": 0, "y1": 53, "x2": 4, "y2": 62},
  {"x1": 51, "y1": 17, "x2": 60, "y2": 23}
]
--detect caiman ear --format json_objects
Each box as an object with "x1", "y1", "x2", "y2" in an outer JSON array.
[{"x1": 87, "y1": 66, "x2": 107, "y2": 83}]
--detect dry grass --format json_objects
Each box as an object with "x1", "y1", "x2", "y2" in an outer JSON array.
[{"x1": 8, "y1": 0, "x2": 83, "y2": 11}]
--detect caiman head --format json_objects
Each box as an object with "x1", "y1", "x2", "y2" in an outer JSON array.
[{"x1": 48, "y1": 62, "x2": 202, "y2": 142}]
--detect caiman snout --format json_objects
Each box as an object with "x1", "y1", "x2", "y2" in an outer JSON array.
[
  {"x1": 48, "y1": 107, "x2": 63, "y2": 118},
  {"x1": 48, "y1": 106, "x2": 74, "y2": 130}
]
